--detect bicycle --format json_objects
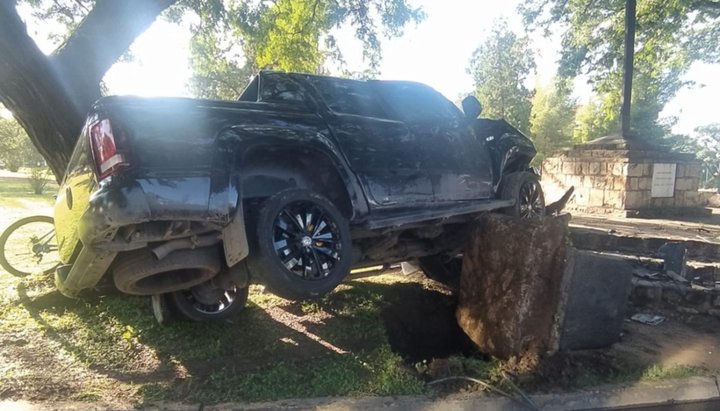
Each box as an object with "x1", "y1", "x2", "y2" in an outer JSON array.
[{"x1": 0, "y1": 215, "x2": 59, "y2": 277}]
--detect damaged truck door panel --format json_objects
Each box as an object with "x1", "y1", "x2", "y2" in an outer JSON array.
[{"x1": 53, "y1": 70, "x2": 544, "y2": 321}]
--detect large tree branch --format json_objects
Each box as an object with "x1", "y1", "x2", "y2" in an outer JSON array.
[
  {"x1": 52, "y1": 0, "x2": 177, "y2": 86},
  {"x1": 0, "y1": 0, "x2": 176, "y2": 179}
]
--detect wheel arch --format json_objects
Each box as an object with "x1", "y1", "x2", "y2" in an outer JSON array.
[{"x1": 238, "y1": 144, "x2": 361, "y2": 220}]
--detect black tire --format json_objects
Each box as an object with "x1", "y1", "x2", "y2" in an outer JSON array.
[
  {"x1": 0, "y1": 215, "x2": 58, "y2": 277},
  {"x1": 500, "y1": 171, "x2": 546, "y2": 219},
  {"x1": 113, "y1": 247, "x2": 221, "y2": 295},
  {"x1": 418, "y1": 254, "x2": 461, "y2": 289},
  {"x1": 167, "y1": 281, "x2": 249, "y2": 322},
  {"x1": 247, "y1": 189, "x2": 352, "y2": 300}
]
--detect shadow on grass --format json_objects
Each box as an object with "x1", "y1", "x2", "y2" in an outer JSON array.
[
  {"x1": 11, "y1": 277, "x2": 439, "y2": 403},
  {"x1": 9, "y1": 274, "x2": 706, "y2": 404}
]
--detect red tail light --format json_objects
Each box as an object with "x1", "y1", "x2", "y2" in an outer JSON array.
[{"x1": 89, "y1": 119, "x2": 127, "y2": 180}]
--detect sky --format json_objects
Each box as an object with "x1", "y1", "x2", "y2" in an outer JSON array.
[{"x1": 15, "y1": 0, "x2": 720, "y2": 136}]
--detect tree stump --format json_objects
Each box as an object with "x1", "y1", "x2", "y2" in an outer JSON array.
[{"x1": 456, "y1": 213, "x2": 572, "y2": 359}]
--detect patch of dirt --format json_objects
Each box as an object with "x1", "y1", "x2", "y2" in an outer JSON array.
[
  {"x1": 380, "y1": 282, "x2": 476, "y2": 363},
  {"x1": 613, "y1": 307, "x2": 720, "y2": 370}
]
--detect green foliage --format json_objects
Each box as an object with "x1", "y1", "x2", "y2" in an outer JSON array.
[
  {"x1": 28, "y1": 167, "x2": 51, "y2": 194},
  {"x1": 185, "y1": 0, "x2": 425, "y2": 99},
  {"x1": 668, "y1": 123, "x2": 720, "y2": 189},
  {"x1": 0, "y1": 117, "x2": 45, "y2": 171},
  {"x1": 468, "y1": 20, "x2": 535, "y2": 132},
  {"x1": 519, "y1": 0, "x2": 719, "y2": 141},
  {"x1": 19, "y1": 1, "x2": 424, "y2": 100},
  {"x1": 529, "y1": 80, "x2": 576, "y2": 163},
  {"x1": 573, "y1": 99, "x2": 613, "y2": 143}
]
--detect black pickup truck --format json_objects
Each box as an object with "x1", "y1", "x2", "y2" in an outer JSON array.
[{"x1": 53, "y1": 71, "x2": 543, "y2": 321}]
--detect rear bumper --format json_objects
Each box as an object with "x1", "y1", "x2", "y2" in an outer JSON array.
[
  {"x1": 55, "y1": 175, "x2": 244, "y2": 297},
  {"x1": 78, "y1": 176, "x2": 223, "y2": 248}
]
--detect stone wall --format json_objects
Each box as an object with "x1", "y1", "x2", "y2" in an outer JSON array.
[{"x1": 542, "y1": 146, "x2": 702, "y2": 216}]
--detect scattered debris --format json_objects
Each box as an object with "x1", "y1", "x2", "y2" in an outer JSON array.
[
  {"x1": 665, "y1": 270, "x2": 689, "y2": 283},
  {"x1": 631, "y1": 313, "x2": 665, "y2": 326},
  {"x1": 633, "y1": 267, "x2": 659, "y2": 280},
  {"x1": 545, "y1": 186, "x2": 574, "y2": 216},
  {"x1": 400, "y1": 261, "x2": 420, "y2": 275}
]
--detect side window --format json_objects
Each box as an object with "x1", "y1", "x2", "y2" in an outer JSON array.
[
  {"x1": 258, "y1": 74, "x2": 309, "y2": 107},
  {"x1": 307, "y1": 77, "x2": 387, "y2": 118},
  {"x1": 63, "y1": 125, "x2": 92, "y2": 183},
  {"x1": 238, "y1": 76, "x2": 259, "y2": 102},
  {"x1": 378, "y1": 83, "x2": 462, "y2": 122}
]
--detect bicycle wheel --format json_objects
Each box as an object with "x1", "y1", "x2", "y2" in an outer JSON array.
[{"x1": 0, "y1": 215, "x2": 59, "y2": 277}]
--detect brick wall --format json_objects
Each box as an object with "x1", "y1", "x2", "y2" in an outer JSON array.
[{"x1": 541, "y1": 147, "x2": 701, "y2": 215}]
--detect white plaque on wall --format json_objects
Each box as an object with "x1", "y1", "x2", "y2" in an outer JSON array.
[{"x1": 651, "y1": 163, "x2": 677, "y2": 198}]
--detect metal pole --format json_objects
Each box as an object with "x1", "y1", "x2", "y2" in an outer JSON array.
[{"x1": 621, "y1": 0, "x2": 636, "y2": 138}]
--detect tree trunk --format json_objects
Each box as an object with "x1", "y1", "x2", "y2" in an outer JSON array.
[{"x1": 0, "y1": 0, "x2": 176, "y2": 181}]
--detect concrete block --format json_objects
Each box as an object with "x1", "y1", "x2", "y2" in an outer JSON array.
[
  {"x1": 658, "y1": 242, "x2": 688, "y2": 279},
  {"x1": 589, "y1": 189, "x2": 605, "y2": 206},
  {"x1": 613, "y1": 176, "x2": 627, "y2": 190},
  {"x1": 592, "y1": 178, "x2": 610, "y2": 189},
  {"x1": 626, "y1": 191, "x2": 644, "y2": 208},
  {"x1": 589, "y1": 162, "x2": 602, "y2": 175},
  {"x1": 641, "y1": 163, "x2": 652, "y2": 176},
  {"x1": 604, "y1": 190, "x2": 624, "y2": 208},
  {"x1": 627, "y1": 163, "x2": 644, "y2": 177},
  {"x1": 675, "y1": 178, "x2": 693, "y2": 191},
  {"x1": 637, "y1": 177, "x2": 651, "y2": 191},
  {"x1": 574, "y1": 187, "x2": 590, "y2": 205},
  {"x1": 562, "y1": 162, "x2": 575, "y2": 174},
  {"x1": 611, "y1": 163, "x2": 627, "y2": 176},
  {"x1": 685, "y1": 190, "x2": 699, "y2": 206},
  {"x1": 676, "y1": 164, "x2": 686, "y2": 178},
  {"x1": 687, "y1": 164, "x2": 700, "y2": 178},
  {"x1": 628, "y1": 177, "x2": 639, "y2": 190},
  {"x1": 560, "y1": 250, "x2": 633, "y2": 350}
]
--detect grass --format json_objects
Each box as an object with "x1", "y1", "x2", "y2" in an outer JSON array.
[
  {"x1": 0, "y1": 172, "x2": 57, "y2": 210},
  {"x1": 0, "y1": 176, "x2": 716, "y2": 406}
]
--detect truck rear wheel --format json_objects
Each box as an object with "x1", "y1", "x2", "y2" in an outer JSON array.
[
  {"x1": 168, "y1": 282, "x2": 249, "y2": 322},
  {"x1": 247, "y1": 189, "x2": 351, "y2": 300}
]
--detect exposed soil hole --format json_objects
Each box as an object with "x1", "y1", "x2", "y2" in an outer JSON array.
[{"x1": 381, "y1": 282, "x2": 477, "y2": 363}]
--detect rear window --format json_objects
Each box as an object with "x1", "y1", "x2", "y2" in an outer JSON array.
[
  {"x1": 258, "y1": 73, "x2": 309, "y2": 106},
  {"x1": 307, "y1": 77, "x2": 387, "y2": 118}
]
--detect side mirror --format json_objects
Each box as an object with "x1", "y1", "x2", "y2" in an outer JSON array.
[{"x1": 462, "y1": 96, "x2": 482, "y2": 120}]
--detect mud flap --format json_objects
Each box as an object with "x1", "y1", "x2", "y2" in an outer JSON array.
[
  {"x1": 222, "y1": 200, "x2": 249, "y2": 267},
  {"x1": 55, "y1": 247, "x2": 117, "y2": 298}
]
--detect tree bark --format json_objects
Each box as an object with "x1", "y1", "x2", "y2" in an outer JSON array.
[{"x1": 0, "y1": 0, "x2": 176, "y2": 181}]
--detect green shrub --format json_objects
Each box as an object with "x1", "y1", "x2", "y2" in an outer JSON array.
[{"x1": 29, "y1": 167, "x2": 50, "y2": 194}]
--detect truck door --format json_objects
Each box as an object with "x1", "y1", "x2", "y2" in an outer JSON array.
[
  {"x1": 374, "y1": 82, "x2": 494, "y2": 201},
  {"x1": 306, "y1": 77, "x2": 433, "y2": 208}
]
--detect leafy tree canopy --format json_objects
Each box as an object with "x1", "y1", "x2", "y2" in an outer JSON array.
[
  {"x1": 0, "y1": 0, "x2": 423, "y2": 177},
  {"x1": 184, "y1": 0, "x2": 424, "y2": 99},
  {"x1": 0, "y1": 117, "x2": 44, "y2": 172},
  {"x1": 530, "y1": 79, "x2": 576, "y2": 163},
  {"x1": 519, "y1": 0, "x2": 720, "y2": 140},
  {"x1": 468, "y1": 20, "x2": 535, "y2": 133}
]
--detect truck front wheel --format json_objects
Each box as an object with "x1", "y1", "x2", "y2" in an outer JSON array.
[
  {"x1": 247, "y1": 189, "x2": 352, "y2": 300},
  {"x1": 500, "y1": 171, "x2": 546, "y2": 219}
]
